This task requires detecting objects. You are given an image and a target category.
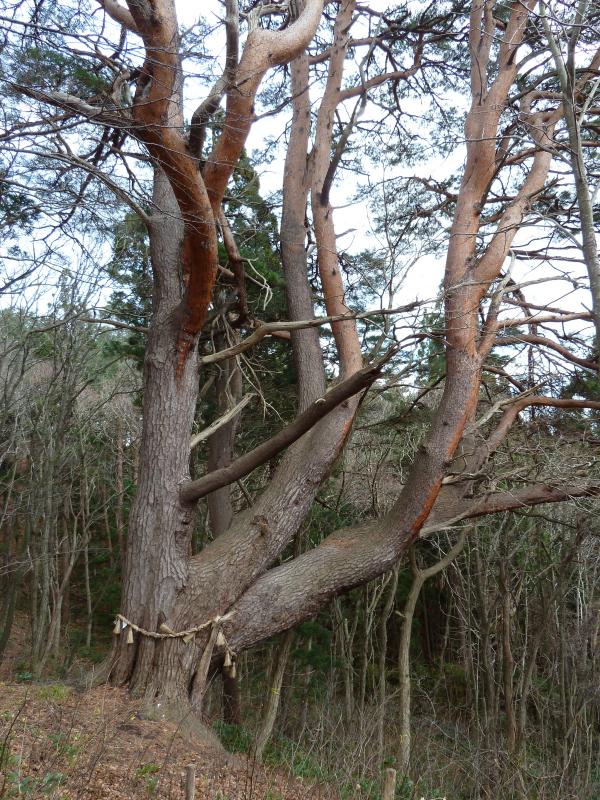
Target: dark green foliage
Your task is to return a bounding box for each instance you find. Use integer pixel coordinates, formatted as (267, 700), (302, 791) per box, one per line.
(14, 46), (109, 96)
(212, 721), (253, 754)
(0, 169), (39, 234)
(104, 214), (152, 368)
(292, 620), (332, 677)
(561, 369), (600, 401)
(413, 307), (446, 382)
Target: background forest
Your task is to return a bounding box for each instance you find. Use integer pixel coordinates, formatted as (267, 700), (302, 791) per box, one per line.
(1, 0), (600, 799)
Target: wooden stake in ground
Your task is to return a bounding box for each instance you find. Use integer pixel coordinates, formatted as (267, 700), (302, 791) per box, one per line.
(382, 767), (397, 800)
(184, 764), (195, 800)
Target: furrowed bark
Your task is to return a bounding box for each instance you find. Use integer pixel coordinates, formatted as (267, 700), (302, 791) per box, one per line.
(110, 0), (577, 711)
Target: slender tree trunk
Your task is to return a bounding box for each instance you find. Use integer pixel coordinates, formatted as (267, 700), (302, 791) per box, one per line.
(541, 3), (600, 356)
(499, 558), (517, 754)
(376, 567), (399, 764)
(473, 545), (496, 740)
(253, 629), (294, 763)
(397, 533), (465, 776)
(206, 345), (243, 724)
(334, 598), (358, 725)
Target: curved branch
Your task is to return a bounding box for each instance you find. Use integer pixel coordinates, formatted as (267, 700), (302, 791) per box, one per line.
(199, 302), (422, 365)
(189, 0), (239, 160)
(495, 333), (596, 371)
(203, 0), (324, 206)
(95, 0), (139, 32)
(424, 482), (600, 534)
(465, 393), (600, 477)
(221, 479), (600, 655)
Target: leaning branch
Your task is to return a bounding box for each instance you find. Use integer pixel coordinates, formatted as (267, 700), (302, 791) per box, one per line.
(80, 315), (149, 334)
(495, 333), (596, 371)
(423, 483), (600, 534)
(180, 357), (389, 503)
(12, 85), (131, 129)
(221, 480), (600, 656)
(23, 147), (150, 224)
(95, 0), (139, 32)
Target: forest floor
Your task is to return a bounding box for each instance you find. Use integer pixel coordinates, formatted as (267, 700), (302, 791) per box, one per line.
(0, 624), (337, 800)
(0, 681), (339, 800)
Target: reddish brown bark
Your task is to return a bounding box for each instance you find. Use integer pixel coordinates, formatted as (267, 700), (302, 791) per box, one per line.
(123, 0), (326, 366)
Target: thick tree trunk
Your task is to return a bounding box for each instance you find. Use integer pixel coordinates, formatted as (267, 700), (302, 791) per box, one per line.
(111, 167), (200, 700)
(207, 349), (242, 537)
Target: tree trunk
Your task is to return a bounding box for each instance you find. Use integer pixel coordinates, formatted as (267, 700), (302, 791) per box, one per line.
(376, 567), (399, 764)
(397, 533), (465, 776)
(111, 166), (200, 702)
(499, 557), (517, 753)
(102, 0), (562, 724)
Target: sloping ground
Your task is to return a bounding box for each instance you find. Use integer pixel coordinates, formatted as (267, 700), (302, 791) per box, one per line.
(0, 682), (337, 800)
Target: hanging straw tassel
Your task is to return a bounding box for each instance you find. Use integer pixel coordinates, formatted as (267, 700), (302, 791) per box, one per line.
(216, 630), (226, 648)
(126, 628), (134, 645)
(159, 623), (176, 635)
(227, 662), (236, 679)
(183, 632), (195, 644)
(223, 650), (232, 668)
(113, 620), (121, 635)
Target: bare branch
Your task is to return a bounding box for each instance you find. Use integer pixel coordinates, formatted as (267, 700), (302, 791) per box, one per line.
(199, 302), (423, 365)
(190, 394), (254, 451)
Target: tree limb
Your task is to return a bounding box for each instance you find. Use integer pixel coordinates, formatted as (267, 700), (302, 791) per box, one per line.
(180, 357), (390, 503)
(221, 480), (600, 655)
(95, 0), (139, 32)
(200, 303), (423, 365)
